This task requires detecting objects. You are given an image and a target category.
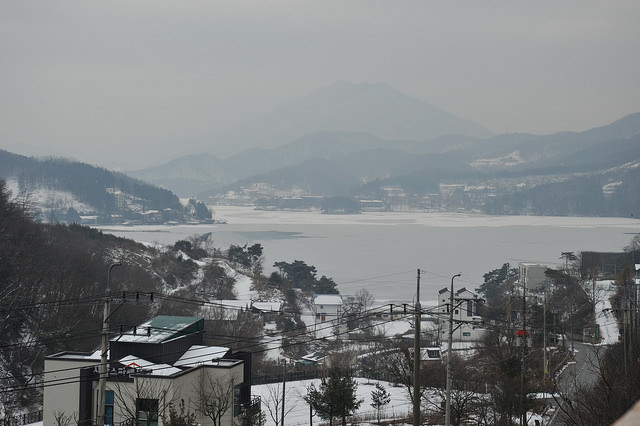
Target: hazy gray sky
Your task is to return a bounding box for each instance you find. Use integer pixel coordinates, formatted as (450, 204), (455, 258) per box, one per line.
(2, 1), (639, 169)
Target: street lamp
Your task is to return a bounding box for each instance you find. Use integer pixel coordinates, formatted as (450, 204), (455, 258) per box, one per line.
(413, 269), (421, 426)
(97, 262), (121, 426)
(445, 273), (461, 426)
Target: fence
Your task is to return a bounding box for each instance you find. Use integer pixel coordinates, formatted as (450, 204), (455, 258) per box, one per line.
(253, 365), (322, 385)
(0, 410), (42, 426)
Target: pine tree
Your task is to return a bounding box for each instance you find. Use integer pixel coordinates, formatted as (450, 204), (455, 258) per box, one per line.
(370, 382), (391, 424)
(306, 366), (362, 426)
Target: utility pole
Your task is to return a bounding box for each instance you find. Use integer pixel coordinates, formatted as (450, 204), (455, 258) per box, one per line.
(520, 272), (527, 426)
(629, 268), (635, 362)
(623, 299), (629, 375)
(543, 292), (547, 385)
(413, 269), (421, 426)
(593, 272), (597, 343)
(636, 264), (640, 336)
(281, 361), (286, 426)
(97, 262), (121, 426)
(445, 273), (461, 426)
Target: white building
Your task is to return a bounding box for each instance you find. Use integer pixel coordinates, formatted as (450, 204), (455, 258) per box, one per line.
(438, 287), (486, 342)
(312, 294), (343, 324)
(519, 262), (550, 291)
(43, 316), (256, 426)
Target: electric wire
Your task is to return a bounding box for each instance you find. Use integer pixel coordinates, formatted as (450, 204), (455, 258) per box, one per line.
(1, 281), (608, 394)
(0, 307), (412, 394)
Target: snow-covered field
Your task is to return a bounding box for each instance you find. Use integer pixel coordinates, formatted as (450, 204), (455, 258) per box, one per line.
(253, 378), (416, 425)
(6, 178), (94, 213)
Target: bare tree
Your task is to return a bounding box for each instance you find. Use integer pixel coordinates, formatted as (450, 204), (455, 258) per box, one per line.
(550, 343), (637, 426)
(53, 410), (77, 426)
(111, 376), (177, 424)
(379, 345), (434, 406)
(262, 382), (297, 426)
(342, 288), (375, 332)
(198, 372), (235, 426)
(163, 399), (197, 426)
(624, 234), (640, 254)
(430, 382), (482, 426)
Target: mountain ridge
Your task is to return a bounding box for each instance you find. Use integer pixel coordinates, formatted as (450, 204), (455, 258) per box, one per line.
(208, 81), (493, 157)
(0, 150), (212, 224)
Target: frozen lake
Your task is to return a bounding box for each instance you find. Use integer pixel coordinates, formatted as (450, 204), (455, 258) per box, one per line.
(97, 207), (640, 302)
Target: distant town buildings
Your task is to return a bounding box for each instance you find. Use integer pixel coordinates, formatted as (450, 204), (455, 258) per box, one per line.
(207, 180), (506, 214)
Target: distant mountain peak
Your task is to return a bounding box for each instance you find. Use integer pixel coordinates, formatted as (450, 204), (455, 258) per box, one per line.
(311, 80), (395, 94)
(214, 81), (493, 157)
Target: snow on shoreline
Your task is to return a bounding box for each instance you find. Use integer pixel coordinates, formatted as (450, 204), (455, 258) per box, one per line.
(209, 205), (640, 229)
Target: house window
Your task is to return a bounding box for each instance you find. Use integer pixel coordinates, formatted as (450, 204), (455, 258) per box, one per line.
(463, 332), (471, 337)
(467, 300), (473, 317)
(105, 390), (114, 426)
(233, 384), (242, 417)
(137, 398), (159, 426)
(454, 310), (458, 315)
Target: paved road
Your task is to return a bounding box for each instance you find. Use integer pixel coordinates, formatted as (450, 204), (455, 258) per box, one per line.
(548, 342), (603, 425)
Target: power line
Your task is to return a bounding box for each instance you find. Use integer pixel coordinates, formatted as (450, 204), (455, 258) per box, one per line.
(0, 307), (409, 394)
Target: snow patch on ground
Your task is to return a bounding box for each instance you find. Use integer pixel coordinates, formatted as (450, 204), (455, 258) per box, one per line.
(234, 272), (254, 300)
(596, 280), (620, 345)
(261, 321), (283, 362)
(5, 178), (95, 213)
(471, 150), (524, 168)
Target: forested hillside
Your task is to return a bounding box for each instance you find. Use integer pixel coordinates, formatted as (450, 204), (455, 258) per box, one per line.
(0, 181), (228, 413)
(0, 150), (211, 224)
(0, 180), (337, 417)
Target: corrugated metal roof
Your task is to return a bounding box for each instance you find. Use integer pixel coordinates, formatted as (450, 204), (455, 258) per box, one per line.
(118, 354), (182, 376)
(174, 345), (230, 368)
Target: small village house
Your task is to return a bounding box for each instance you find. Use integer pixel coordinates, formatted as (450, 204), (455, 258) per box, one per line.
(438, 287), (486, 342)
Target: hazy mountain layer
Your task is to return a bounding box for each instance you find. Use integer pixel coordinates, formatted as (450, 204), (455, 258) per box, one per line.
(187, 81), (494, 158)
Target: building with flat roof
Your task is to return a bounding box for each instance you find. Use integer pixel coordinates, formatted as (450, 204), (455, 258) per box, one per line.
(43, 316), (256, 426)
(519, 262), (551, 291)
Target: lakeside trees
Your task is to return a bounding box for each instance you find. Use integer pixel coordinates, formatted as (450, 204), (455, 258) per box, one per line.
(272, 259), (339, 294)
